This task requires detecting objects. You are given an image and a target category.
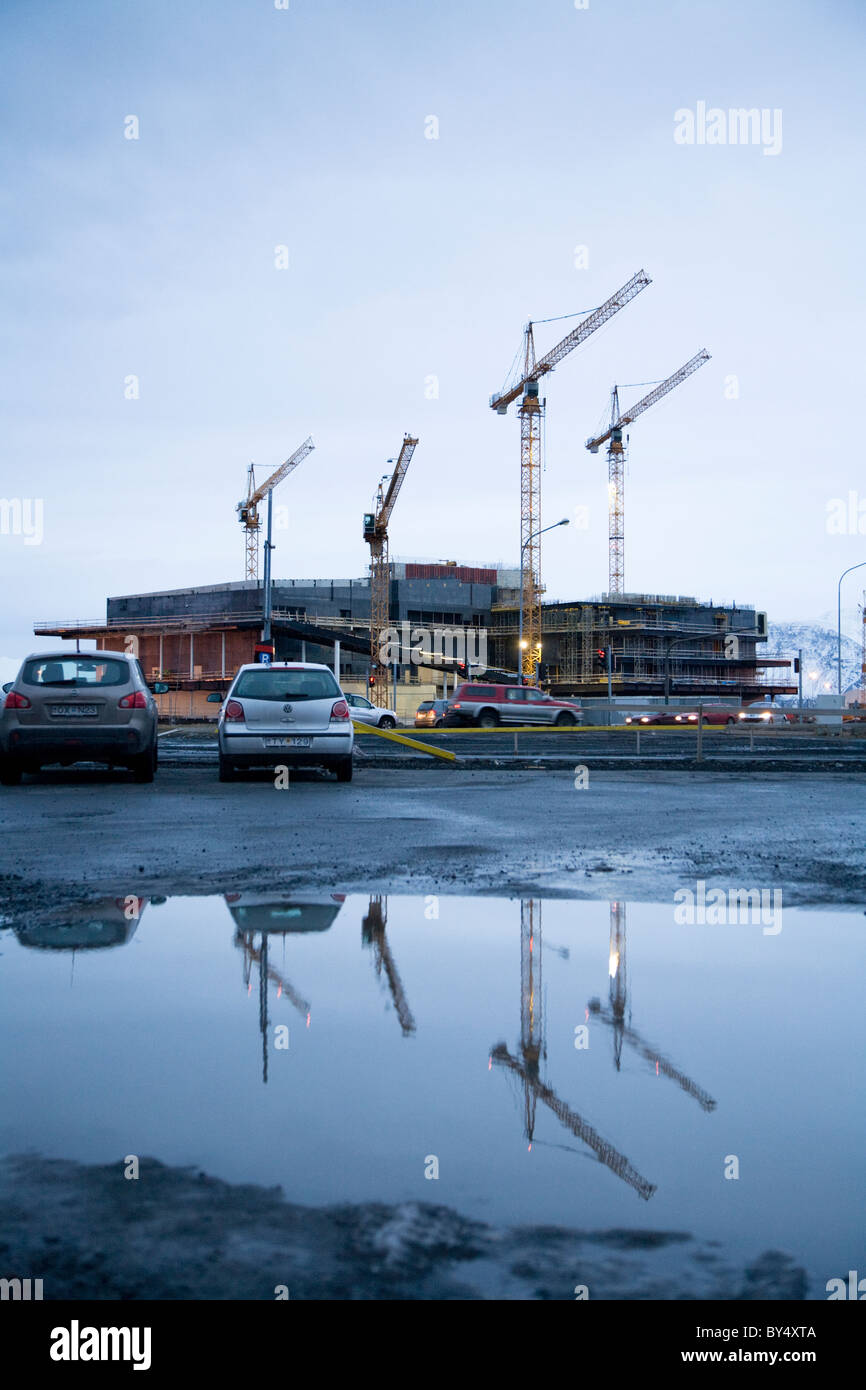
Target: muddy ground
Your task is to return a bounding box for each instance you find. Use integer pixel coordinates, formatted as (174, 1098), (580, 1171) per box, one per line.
(0, 1155), (808, 1300)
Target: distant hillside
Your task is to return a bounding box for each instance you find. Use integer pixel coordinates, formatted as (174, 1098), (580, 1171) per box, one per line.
(765, 621), (863, 696)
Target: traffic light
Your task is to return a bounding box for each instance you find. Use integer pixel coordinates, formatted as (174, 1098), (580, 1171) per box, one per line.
(794, 657), (800, 674)
(538, 662), (550, 682)
(369, 674), (376, 689)
(595, 647), (610, 669)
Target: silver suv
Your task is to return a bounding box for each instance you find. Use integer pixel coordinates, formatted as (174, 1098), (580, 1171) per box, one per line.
(217, 662), (354, 782)
(0, 650), (162, 784)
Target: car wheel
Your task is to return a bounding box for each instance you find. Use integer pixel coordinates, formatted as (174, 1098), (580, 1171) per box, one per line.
(478, 711), (499, 729)
(335, 757), (353, 783)
(379, 716), (396, 730)
(555, 711), (577, 727)
(0, 759), (22, 786)
(131, 745), (156, 783)
(726, 717), (736, 726)
(218, 755), (235, 782)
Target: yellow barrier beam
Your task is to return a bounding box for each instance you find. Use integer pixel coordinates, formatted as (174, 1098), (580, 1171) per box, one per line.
(352, 721), (457, 760)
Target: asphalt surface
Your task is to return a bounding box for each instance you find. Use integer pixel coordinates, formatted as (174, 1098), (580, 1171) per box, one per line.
(1, 763), (864, 916)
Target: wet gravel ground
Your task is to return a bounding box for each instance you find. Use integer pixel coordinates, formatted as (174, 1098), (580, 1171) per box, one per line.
(0, 765), (863, 919)
(0, 1155), (808, 1300)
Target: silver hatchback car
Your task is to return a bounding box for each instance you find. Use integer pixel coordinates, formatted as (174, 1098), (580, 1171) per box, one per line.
(217, 662), (354, 782)
(0, 650), (162, 785)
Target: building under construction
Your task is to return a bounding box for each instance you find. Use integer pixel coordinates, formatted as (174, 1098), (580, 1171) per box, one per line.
(35, 563), (794, 702)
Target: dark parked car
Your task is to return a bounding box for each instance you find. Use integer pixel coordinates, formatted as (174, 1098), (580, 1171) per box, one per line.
(414, 699), (449, 728)
(0, 650), (164, 785)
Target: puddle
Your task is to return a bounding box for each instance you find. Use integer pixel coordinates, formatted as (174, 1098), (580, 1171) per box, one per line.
(0, 892), (863, 1298)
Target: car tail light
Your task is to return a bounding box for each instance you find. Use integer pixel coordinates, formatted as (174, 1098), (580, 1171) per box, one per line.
(224, 699), (244, 721)
(4, 691), (30, 709)
(330, 699), (350, 721)
(452, 702), (461, 709)
(118, 691), (148, 709)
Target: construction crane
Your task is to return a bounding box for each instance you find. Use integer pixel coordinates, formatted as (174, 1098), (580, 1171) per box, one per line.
(362, 895), (416, 1036)
(490, 899), (656, 1200)
(490, 1043), (656, 1200)
(234, 927), (312, 1085)
(490, 270), (652, 680)
(237, 436), (315, 582)
(606, 901), (628, 1071)
(362, 434), (418, 706)
(586, 350), (710, 594)
(588, 903), (717, 1112)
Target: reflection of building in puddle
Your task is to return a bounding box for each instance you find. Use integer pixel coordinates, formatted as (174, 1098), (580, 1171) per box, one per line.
(490, 899), (657, 1201)
(361, 896), (416, 1037)
(12, 896), (151, 954)
(226, 893), (346, 1084)
(588, 902), (717, 1112)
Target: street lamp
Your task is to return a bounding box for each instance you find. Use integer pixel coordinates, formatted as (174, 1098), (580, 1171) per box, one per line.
(836, 561), (866, 695)
(518, 518), (569, 682)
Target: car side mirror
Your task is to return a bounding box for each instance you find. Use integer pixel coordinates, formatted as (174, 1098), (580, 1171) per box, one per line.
(1, 682), (11, 694)
(206, 691), (223, 703)
(152, 682), (170, 694)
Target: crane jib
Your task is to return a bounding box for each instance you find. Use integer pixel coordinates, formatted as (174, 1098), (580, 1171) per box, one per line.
(489, 270), (652, 412)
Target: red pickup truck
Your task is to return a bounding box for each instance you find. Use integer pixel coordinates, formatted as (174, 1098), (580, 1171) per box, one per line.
(444, 683), (583, 728)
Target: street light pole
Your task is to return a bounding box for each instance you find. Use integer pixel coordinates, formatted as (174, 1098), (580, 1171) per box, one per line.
(518, 518), (569, 683)
(836, 561), (866, 696)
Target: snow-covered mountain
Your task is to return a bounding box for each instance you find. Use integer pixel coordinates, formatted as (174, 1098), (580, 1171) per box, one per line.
(765, 620), (863, 697)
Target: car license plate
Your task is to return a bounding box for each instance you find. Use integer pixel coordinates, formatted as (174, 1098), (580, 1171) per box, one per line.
(49, 704), (98, 717)
(264, 736), (312, 748)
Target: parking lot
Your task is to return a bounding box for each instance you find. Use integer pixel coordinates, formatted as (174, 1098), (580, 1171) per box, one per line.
(2, 763), (864, 916)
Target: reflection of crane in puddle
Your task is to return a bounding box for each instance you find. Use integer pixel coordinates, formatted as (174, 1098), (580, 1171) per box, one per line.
(490, 900), (656, 1201)
(588, 902), (717, 1112)
(236, 930), (313, 1085)
(227, 894), (344, 1084)
(362, 896), (416, 1036)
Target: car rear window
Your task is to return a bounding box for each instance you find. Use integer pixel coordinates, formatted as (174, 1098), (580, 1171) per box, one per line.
(417, 702), (434, 711)
(22, 657), (130, 688)
(233, 668), (341, 702)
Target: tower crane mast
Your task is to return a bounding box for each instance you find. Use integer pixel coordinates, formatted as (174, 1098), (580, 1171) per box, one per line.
(363, 434), (418, 706)
(586, 350), (710, 594)
(490, 271), (651, 680)
(362, 896), (417, 1036)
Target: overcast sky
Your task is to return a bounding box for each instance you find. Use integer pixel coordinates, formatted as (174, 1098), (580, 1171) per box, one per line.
(2, 0), (864, 677)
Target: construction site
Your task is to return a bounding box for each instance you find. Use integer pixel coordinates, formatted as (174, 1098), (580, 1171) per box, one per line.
(34, 271), (795, 712)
